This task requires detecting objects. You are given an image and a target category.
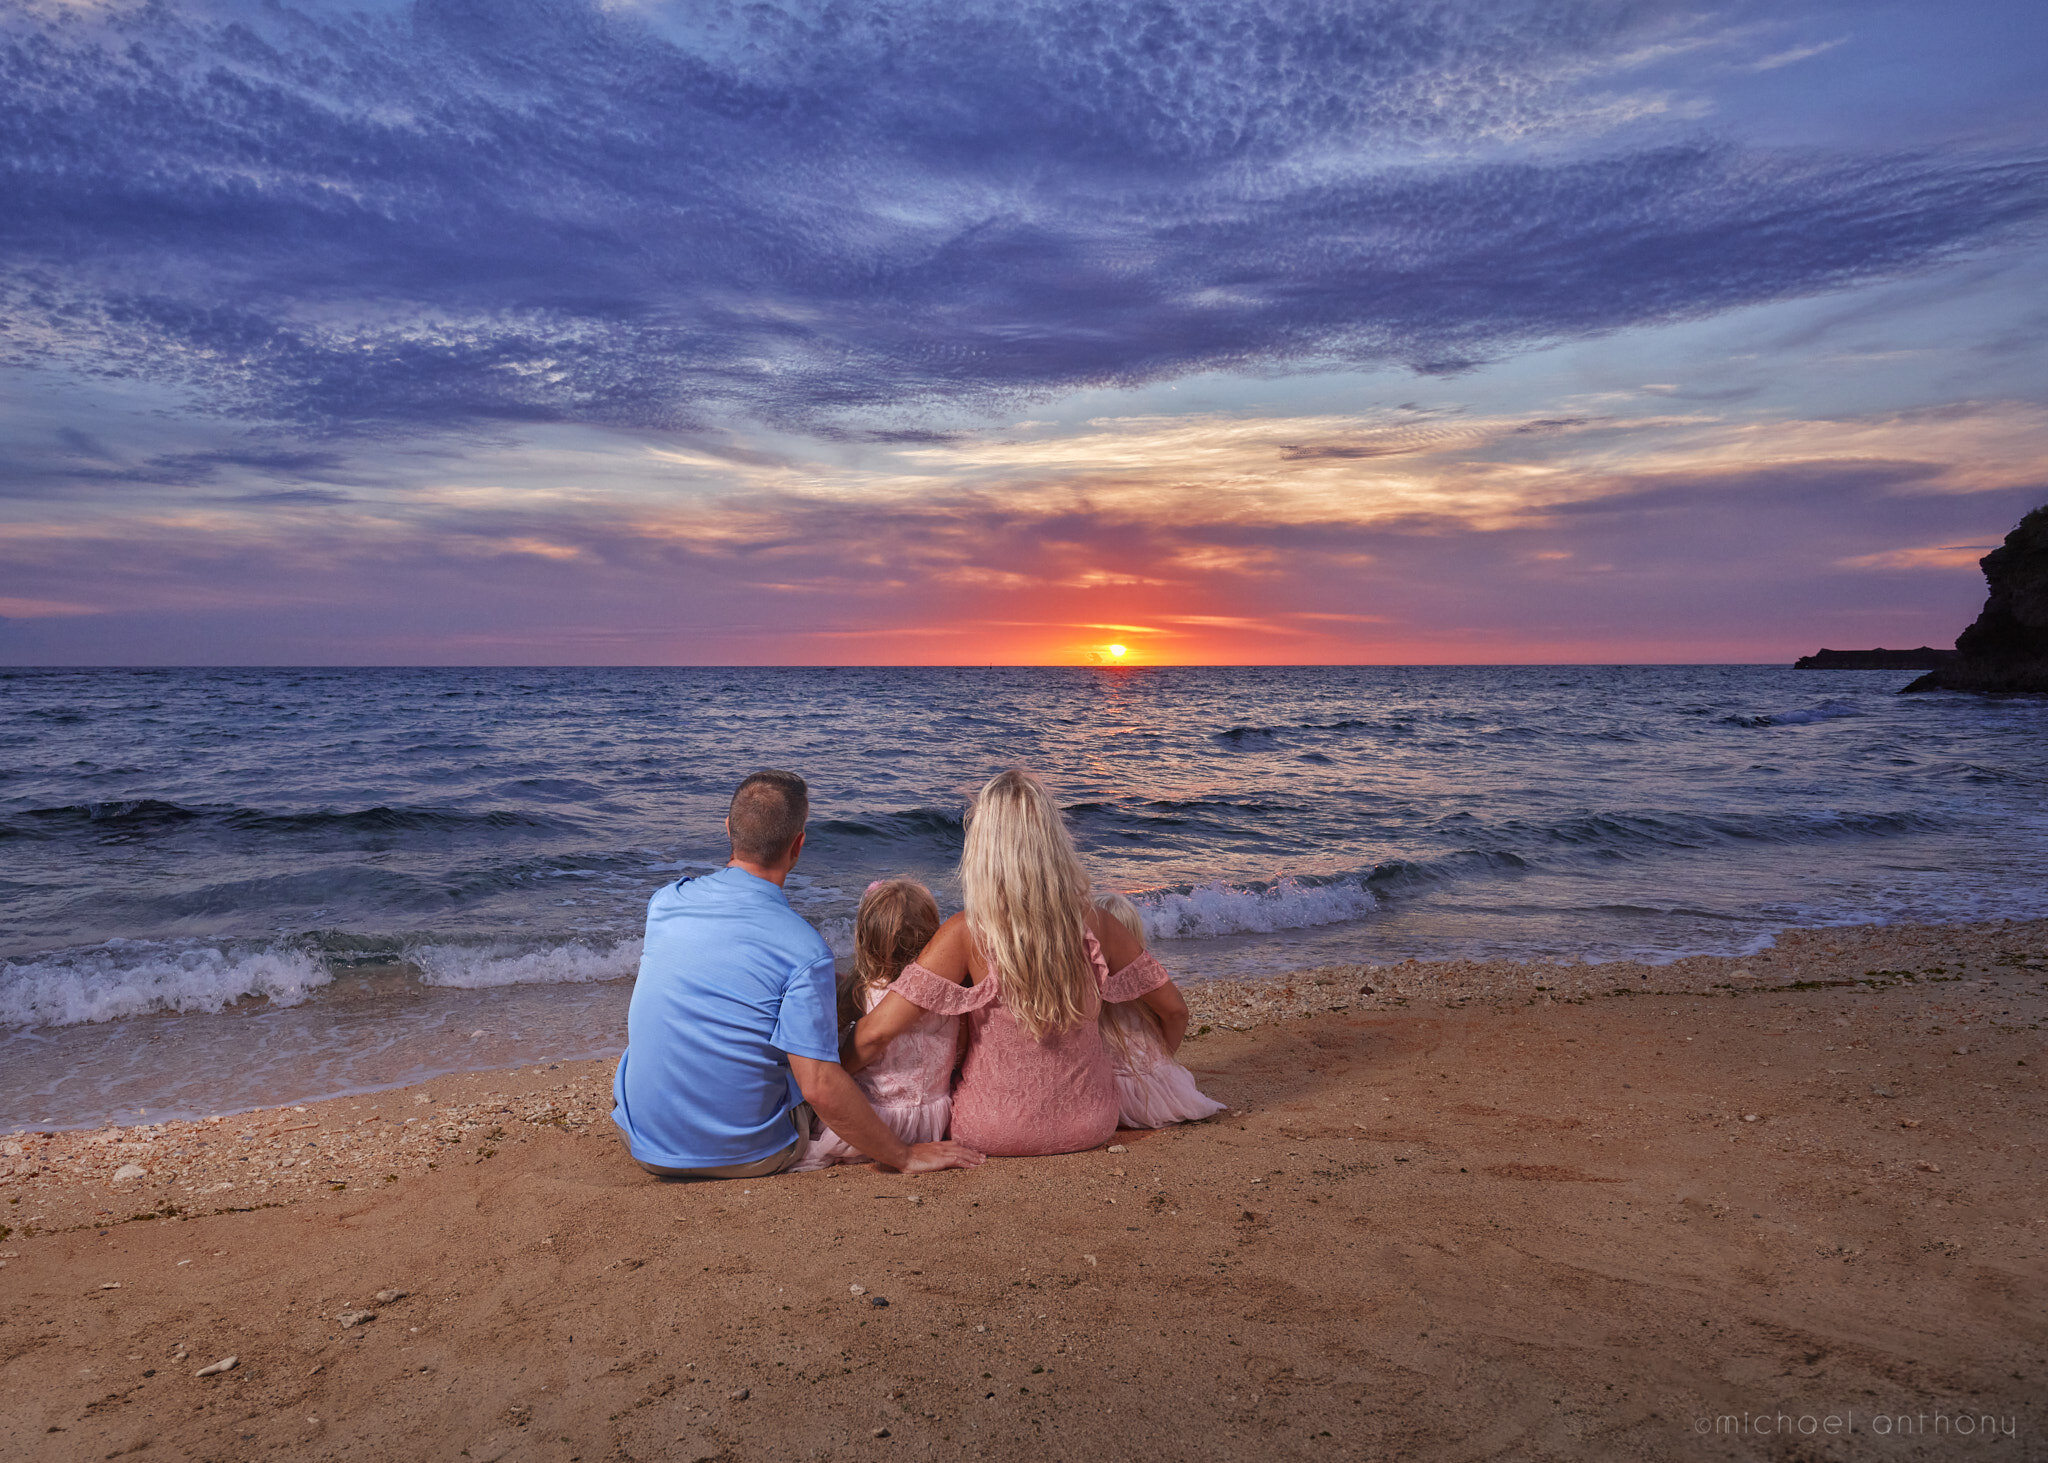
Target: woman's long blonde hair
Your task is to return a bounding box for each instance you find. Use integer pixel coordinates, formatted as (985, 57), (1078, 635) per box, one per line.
(960, 769), (1095, 1042)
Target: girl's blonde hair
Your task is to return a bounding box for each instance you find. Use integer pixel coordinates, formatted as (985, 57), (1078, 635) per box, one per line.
(1093, 890), (1146, 944)
(841, 878), (941, 1032)
(960, 769), (1095, 1042)
(1093, 891), (1163, 1054)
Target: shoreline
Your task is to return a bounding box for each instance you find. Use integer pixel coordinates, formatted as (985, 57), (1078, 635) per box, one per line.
(3, 919), (2042, 1211)
(5, 915), (2042, 1152)
(1, 916), (2042, 1459)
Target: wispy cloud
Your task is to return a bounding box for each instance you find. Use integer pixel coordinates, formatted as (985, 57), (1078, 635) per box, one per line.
(2, 0), (2043, 437)
(2, 396), (2039, 662)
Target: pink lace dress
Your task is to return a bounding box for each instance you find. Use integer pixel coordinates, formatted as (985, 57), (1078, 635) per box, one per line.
(889, 932), (1172, 1157)
(793, 985), (958, 1171)
(1104, 1002), (1226, 1128)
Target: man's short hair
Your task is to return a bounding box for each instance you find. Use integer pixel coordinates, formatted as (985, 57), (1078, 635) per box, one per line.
(728, 770), (809, 863)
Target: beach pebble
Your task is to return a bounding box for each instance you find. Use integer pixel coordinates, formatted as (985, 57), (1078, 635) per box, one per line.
(337, 1309), (377, 1327)
(195, 1357), (237, 1377)
(99, 1282), (121, 1290)
(869, 1296), (889, 1308)
(906, 1195), (922, 1205)
(1900, 1119), (1921, 1129)
(373, 1288), (408, 1304)
(849, 1284), (866, 1295)
(1106, 1144), (1128, 1154)
(1917, 1161), (1942, 1173)
(728, 1388), (749, 1402)
(872, 1426), (891, 1438)
(1741, 1114), (1759, 1123)
(112, 1164), (147, 1183)
(1871, 1085), (1895, 1098)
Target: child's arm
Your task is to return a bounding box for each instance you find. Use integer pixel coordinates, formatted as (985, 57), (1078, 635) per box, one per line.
(1136, 980), (1190, 1054)
(845, 990), (926, 1076)
(1091, 904), (1190, 1053)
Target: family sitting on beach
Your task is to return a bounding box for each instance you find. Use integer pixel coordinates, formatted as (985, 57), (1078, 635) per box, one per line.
(611, 768), (1223, 1178)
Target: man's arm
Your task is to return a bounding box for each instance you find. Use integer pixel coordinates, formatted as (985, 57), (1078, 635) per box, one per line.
(786, 1056), (984, 1173)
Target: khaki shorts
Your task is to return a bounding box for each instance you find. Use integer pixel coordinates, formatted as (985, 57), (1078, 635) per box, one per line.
(635, 1102), (816, 1181)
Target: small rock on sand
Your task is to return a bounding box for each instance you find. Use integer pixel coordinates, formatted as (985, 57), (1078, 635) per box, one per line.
(195, 1357), (237, 1377)
(373, 1289), (408, 1304)
(112, 1164), (147, 1183)
(337, 1310), (377, 1327)
(1106, 1144), (1128, 1154)
(849, 1284), (865, 1295)
(728, 1388), (749, 1402)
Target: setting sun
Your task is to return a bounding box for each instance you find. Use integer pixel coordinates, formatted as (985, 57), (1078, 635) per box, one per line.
(1109, 644), (1127, 659)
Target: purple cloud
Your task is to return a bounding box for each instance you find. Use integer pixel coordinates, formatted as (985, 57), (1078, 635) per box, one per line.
(1, 0), (2042, 436)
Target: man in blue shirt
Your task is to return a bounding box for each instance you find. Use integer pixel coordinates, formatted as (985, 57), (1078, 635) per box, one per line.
(613, 770), (983, 1179)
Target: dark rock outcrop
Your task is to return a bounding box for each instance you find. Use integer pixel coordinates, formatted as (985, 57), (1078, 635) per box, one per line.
(1902, 504), (2048, 693)
(1794, 647), (1959, 670)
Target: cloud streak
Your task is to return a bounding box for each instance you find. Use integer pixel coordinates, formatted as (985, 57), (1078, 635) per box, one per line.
(2, 398), (2039, 663)
(3, 0), (2044, 435)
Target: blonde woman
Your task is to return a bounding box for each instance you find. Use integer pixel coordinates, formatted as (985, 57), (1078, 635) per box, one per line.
(847, 769), (1191, 1156)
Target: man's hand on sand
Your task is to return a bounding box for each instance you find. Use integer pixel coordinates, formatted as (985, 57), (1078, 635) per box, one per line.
(894, 1141), (984, 1173)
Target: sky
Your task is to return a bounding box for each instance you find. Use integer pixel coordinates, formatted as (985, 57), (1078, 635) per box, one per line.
(1, 0), (2044, 666)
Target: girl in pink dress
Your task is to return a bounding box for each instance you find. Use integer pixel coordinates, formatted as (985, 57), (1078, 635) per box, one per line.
(794, 878), (958, 1171)
(851, 770), (1194, 1157)
(1095, 892), (1226, 1129)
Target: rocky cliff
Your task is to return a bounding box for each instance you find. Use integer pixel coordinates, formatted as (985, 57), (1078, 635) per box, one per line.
(1795, 647), (1959, 670)
(1902, 504), (2048, 693)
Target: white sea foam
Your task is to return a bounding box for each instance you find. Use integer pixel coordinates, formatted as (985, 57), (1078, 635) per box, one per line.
(0, 940), (332, 1029)
(1134, 877), (1378, 940)
(408, 937), (643, 989)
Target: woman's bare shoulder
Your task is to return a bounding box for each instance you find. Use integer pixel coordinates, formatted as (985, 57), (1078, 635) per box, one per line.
(1085, 906), (1145, 970)
(914, 912), (974, 982)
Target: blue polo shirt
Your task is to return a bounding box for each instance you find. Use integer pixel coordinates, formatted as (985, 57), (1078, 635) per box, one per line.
(611, 866), (841, 1170)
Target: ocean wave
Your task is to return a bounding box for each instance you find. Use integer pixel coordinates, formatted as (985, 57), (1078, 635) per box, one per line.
(0, 940), (331, 1028)
(407, 937), (643, 989)
(1720, 700), (1862, 728)
(813, 806), (964, 843)
(1131, 876), (1379, 939)
(0, 800), (575, 839)
(226, 806), (575, 834)
(1525, 807), (1938, 852)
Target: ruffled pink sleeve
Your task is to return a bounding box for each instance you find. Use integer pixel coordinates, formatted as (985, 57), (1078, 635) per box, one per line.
(889, 961), (999, 1015)
(1101, 949), (1173, 1003)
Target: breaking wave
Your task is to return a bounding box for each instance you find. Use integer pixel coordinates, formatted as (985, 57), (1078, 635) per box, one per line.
(1131, 876), (1379, 939)
(407, 937), (643, 989)
(0, 940), (331, 1028)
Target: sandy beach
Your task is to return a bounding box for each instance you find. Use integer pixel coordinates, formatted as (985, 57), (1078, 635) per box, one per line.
(4, 919), (2044, 1461)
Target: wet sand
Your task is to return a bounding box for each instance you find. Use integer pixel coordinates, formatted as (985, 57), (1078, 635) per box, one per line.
(3, 920), (2044, 1461)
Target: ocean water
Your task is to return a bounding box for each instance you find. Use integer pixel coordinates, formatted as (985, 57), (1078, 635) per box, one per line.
(4, 664), (2045, 1128)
